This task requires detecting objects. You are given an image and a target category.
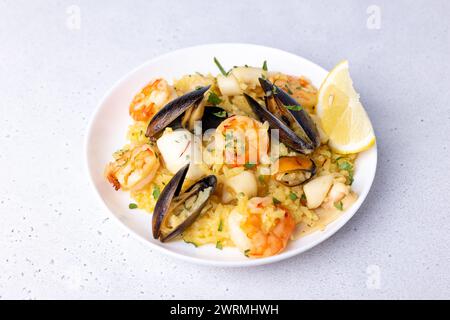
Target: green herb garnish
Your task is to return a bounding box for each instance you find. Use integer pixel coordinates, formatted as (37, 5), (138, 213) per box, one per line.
(285, 105), (303, 111)
(337, 160), (354, 184)
(184, 241), (198, 247)
(334, 201), (344, 211)
(152, 185), (160, 200)
(208, 92), (223, 105)
(213, 110), (227, 118)
(128, 203), (138, 209)
(300, 193), (307, 205)
(272, 197), (281, 205)
(286, 85), (293, 94)
(216, 241), (223, 250)
(338, 161), (353, 171)
(348, 173), (354, 185)
(289, 192), (298, 201)
(244, 163), (256, 169)
(214, 57), (228, 76)
(262, 60), (268, 71)
(244, 249), (251, 257)
(258, 175), (265, 183)
(218, 220), (223, 232)
(272, 85), (278, 94)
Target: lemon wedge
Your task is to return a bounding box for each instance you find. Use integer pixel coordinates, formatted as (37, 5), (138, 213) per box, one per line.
(316, 60), (375, 154)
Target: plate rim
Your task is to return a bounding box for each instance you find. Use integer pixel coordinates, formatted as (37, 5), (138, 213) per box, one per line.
(84, 43), (378, 267)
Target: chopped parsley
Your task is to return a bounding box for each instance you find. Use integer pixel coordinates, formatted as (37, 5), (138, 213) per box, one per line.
(262, 60), (268, 71)
(284, 84), (293, 94)
(218, 220), (223, 232)
(337, 160), (354, 185)
(152, 185), (160, 200)
(272, 85), (278, 94)
(300, 193), (307, 205)
(207, 92), (223, 105)
(348, 174), (354, 185)
(213, 110), (227, 118)
(289, 192), (298, 201)
(338, 161), (353, 171)
(244, 249), (251, 257)
(244, 163), (256, 169)
(214, 57), (228, 76)
(216, 241), (223, 250)
(128, 203), (138, 209)
(334, 201), (344, 211)
(184, 240), (198, 247)
(285, 105), (303, 111)
(272, 197), (281, 205)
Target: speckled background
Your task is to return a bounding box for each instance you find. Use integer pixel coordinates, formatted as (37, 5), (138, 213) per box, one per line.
(0, 0), (449, 299)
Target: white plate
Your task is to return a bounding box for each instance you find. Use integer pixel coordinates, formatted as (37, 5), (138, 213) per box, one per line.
(85, 43), (377, 267)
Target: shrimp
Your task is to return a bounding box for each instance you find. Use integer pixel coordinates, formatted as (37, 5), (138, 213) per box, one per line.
(228, 197), (296, 258)
(214, 115), (269, 166)
(105, 144), (160, 191)
(129, 79), (176, 122)
(269, 74), (318, 112)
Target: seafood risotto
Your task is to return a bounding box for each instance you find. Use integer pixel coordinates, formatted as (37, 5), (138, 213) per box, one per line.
(105, 59), (359, 258)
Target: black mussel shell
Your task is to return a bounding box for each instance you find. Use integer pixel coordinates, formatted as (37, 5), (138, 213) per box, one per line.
(201, 106), (229, 130)
(146, 85), (211, 138)
(152, 164), (190, 239)
(259, 78), (321, 149)
(244, 94), (314, 154)
(152, 164), (217, 242)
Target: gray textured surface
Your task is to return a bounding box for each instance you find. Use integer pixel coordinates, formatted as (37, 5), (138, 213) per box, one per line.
(0, 0), (449, 299)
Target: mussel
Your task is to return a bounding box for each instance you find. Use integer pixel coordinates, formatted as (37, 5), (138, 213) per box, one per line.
(244, 93), (310, 153)
(272, 155), (316, 187)
(244, 78), (320, 154)
(152, 164), (217, 242)
(146, 85), (211, 138)
(172, 104), (229, 132)
(260, 78), (321, 149)
(146, 86), (229, 137)
(201, 106), (229, 131)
